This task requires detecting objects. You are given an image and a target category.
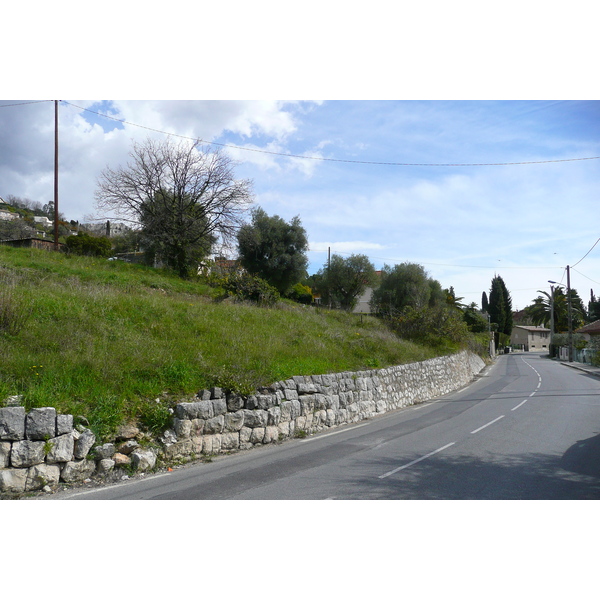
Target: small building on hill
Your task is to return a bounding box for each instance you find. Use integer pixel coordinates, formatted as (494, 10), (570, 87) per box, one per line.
(0, 237), (65, 251)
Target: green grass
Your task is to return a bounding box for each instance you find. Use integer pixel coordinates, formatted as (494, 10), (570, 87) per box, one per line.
(1, 245), (444, 440)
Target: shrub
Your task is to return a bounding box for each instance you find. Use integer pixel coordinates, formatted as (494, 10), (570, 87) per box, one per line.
(288, 283), (313, 305)
(65, 232), (112, 257)
(387, 305), (471, 350)
(221, 272), (280, 307)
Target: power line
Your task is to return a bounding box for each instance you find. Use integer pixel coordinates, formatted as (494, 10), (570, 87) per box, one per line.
(308, 248), (563, 271)
(0, 100), (52, 108)
(571, 237), (600, 268)
(61, 101), (600, 168)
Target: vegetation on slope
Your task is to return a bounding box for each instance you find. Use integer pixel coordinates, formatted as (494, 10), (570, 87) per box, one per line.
(1, 246), (458, 440)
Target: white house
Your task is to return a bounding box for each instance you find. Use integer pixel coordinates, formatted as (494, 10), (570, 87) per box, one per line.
(33, 216), (53, 227)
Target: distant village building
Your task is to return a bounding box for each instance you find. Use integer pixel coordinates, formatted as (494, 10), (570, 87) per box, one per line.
(33, 216), (53, 227)
(511, 325), (551, 351)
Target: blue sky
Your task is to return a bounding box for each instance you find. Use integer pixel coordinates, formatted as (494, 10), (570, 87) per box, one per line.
(2, 99), (598, 311)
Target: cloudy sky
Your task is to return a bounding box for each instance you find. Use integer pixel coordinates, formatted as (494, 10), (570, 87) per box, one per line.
(3, 2), (599, 312)
(2, 99), (598, 311)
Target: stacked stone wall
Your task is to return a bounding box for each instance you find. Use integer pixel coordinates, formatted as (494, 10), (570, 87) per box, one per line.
(1, 350), (485, 495)
(161, 350), (485, 461)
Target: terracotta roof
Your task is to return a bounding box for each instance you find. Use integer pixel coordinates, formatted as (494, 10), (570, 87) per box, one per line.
(576, 319), (600, 335)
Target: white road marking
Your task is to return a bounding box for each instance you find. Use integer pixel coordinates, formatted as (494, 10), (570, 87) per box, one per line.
(299, 422), (369, 443)
(378, 442), (456, 479)
(470, 414), (505, 434)
(511, 359), (543, 411)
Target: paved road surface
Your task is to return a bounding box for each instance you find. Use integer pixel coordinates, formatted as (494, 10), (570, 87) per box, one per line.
(54, 353), (600, 500)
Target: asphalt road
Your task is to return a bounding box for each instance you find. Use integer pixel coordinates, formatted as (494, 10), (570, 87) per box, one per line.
(55, 353), (600, 500)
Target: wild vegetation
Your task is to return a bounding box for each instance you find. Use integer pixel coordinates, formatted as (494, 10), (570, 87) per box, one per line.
(0, 245), (480, 441)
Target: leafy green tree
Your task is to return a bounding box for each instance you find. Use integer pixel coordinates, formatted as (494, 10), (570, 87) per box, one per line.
(371, 262), (443, 315)
(237, 207), (309, 295)
(462, 303), (489, 333)
(315, 253), (377, 311)
(65, 232), (112, 257)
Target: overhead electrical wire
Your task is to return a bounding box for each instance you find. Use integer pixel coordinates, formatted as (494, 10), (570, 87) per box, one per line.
(60, 101), (600, 168)
(571, 237), (600, 268)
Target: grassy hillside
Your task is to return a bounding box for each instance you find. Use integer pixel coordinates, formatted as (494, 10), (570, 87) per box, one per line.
(1, 245), (448, 440)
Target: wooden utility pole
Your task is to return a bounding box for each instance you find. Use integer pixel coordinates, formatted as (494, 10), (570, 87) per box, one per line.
(567, 265), (573, 362)
(53, 100), (59, 251)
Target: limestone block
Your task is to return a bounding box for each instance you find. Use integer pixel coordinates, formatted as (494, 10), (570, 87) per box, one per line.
(226, 394), (245, 412)
(161, 440), (194, 461)
(267, 406), (281, 426)
(220, 432), (240, 450)
(93, 443), (116, 460)
(175, 402), (197, 420)
(239, 427), (252, 445)
(245, 396), (258, 410)
(96, 459), (115, 475)
(0, 441), (11, 468)
(117, 440), (140, 455)
(56, 414), (74, 436)
(45, 433), (74, 464)
(112, 453), (131, 467)
(283, 388), (299, 402)
(264, 426), (280, 444)
(173, 418), (192, 439)
(277, 421), (290, 438)
(131, 449), (156, 471)
(212, 398), (227, 416)
(202, 434), (221, 454)
(196, 389), (211, 401)
(25, 407), (56, 440)
(116, 424), (140, 441)
(300, 395), (316, 416)
(26, 464), (60, 491)
(224, 411), (245, 432)
(280, 401), (293, 422)
(60, 459), (96, 482)
(190, 418), (205, 436)
(74, 429), (96, 459)
(210, 387), (223, 399)
(204, 415), (224, 435)
(10, 440), (46, 468)
(242, 409), (268, 429)
(0, 406), (26, 441)
(325, 409), (337, 427)
(0, 468), (27, 493)
(250, 428), (265, 444)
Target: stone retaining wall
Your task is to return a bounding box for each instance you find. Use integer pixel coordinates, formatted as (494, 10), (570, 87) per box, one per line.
(161, 350), (485, 461)
(0, 350), (485, 495)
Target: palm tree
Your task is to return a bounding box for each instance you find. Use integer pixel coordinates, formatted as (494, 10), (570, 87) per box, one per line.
(525, 288), (585, 332)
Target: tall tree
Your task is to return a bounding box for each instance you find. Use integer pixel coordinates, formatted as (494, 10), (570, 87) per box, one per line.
(481, 291), (489, 313)
(95, 138), (253, 277)
(371, 262), (444, 315)
(316, 253), (377, 311)
(237, 207), (309, 295)
(488, 275), (513, 345)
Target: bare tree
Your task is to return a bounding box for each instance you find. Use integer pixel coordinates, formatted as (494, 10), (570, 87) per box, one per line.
(95, 138), (253, 276)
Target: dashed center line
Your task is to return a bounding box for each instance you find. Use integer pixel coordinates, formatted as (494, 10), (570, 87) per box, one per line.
(470, 414), (505, 434)
(378, 442), (456, 479)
